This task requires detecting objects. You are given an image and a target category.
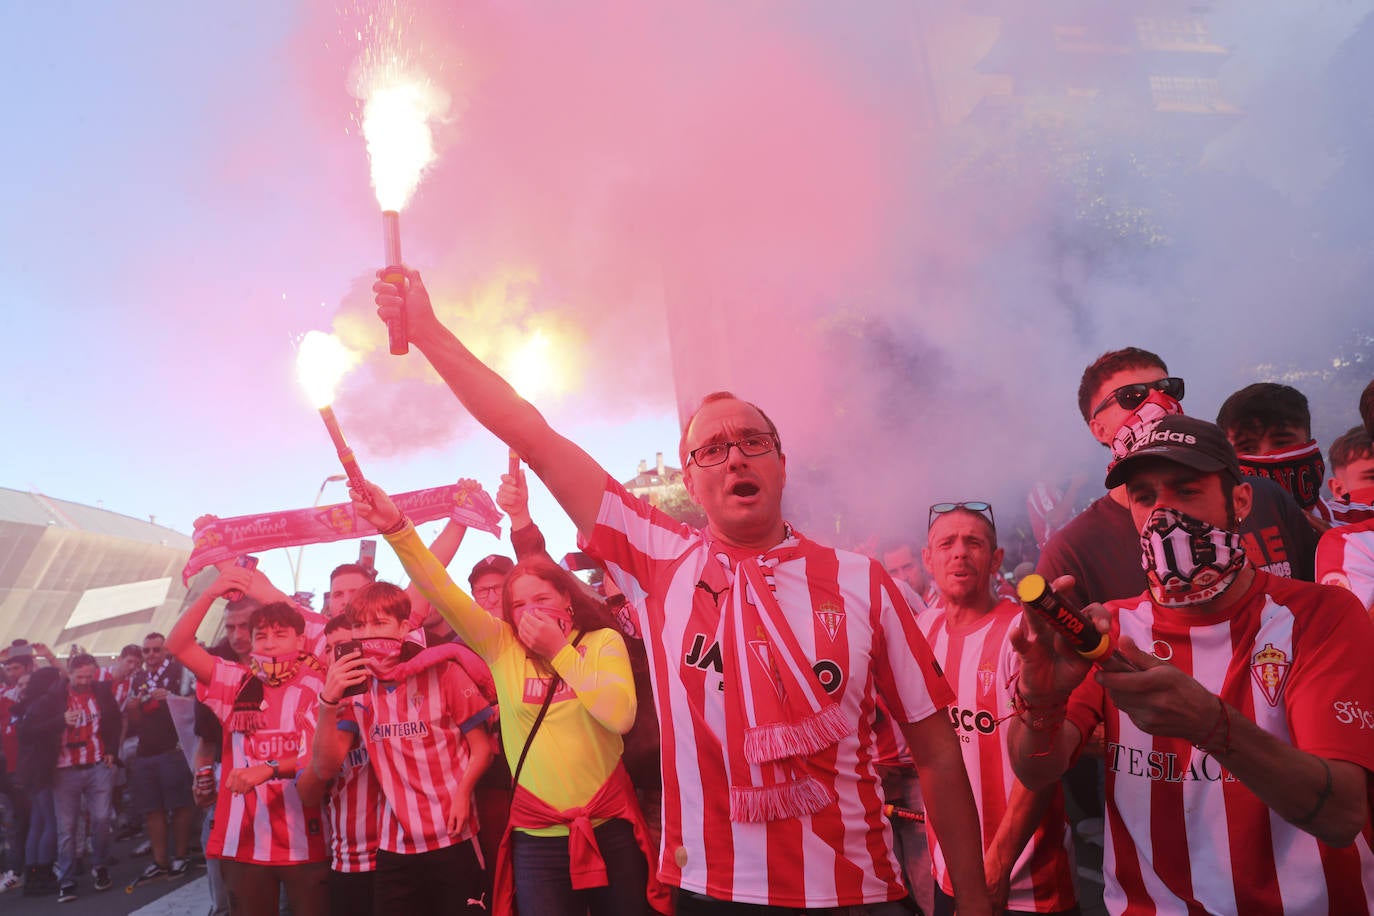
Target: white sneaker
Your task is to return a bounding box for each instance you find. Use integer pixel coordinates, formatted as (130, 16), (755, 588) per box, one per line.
(0, 869), (22, 892)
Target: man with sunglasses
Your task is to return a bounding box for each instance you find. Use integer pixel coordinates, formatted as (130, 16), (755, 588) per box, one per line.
(1037, 347), (1316, 613)
(372, 269), (992, 915)
(919, 502), (1078, 916)
(1009, 416), (1374, 912)
(125, 632), (196, 883)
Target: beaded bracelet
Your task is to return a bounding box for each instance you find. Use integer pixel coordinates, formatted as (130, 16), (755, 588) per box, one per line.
(378, 515), (410, 536)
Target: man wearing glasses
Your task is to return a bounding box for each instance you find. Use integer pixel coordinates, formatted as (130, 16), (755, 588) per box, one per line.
(371, 270), (992, 914)
(918, 502), (1077, 916)
(125, 633), (196, 883)
(1037, 347), (1316, 612)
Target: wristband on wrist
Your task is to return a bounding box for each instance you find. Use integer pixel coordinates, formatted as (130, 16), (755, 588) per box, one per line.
(1011, 683), (1069, 733)
(1293, 757), (1334, 826)
(319, 694), (340, 707)
(378, 515), (410, 536)
(1192, 695), (1232, 756)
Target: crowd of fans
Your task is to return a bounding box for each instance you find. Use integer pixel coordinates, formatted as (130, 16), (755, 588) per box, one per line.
(3, 272), (1374, 916)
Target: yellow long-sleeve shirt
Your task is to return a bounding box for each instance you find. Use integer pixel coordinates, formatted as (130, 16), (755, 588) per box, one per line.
(387, 524), (636, 835)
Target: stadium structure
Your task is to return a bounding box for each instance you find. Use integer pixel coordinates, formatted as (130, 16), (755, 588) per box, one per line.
(0, 487), (212, 659)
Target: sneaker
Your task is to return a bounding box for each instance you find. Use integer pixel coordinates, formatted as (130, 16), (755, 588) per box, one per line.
(57, 881), (78, 903)
(0, 869), (22, 892)
(140, 862), (169, 882)
(168, 858), (188, 877)
(133, 839), (153, 857)
(92, 866), (112, 892)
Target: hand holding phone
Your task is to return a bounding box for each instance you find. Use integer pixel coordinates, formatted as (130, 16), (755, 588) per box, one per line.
(223, 555), (259, 603)
(332, 640), (368, 698)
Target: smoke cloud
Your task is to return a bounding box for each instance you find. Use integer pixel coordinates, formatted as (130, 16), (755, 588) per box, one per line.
(299, 0), (1374, 560)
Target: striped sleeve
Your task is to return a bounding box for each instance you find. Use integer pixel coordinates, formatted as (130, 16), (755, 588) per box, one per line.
(1316, 522), (1374, 614)
(195, 658), (247, 722)
(871, 564), (953, 722)
(438, 663), (493, 734)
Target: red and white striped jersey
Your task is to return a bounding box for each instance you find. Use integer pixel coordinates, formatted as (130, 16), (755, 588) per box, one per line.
(325, 707), (382, 873)
(1066, 572), (1374, 914)
(1316, 516), (1374, 614)
(580, 477), (953, 908)
(348, 660), (492, 855)
(98, 667), (132, 709)
(57, 689), (104, 768)
(919, 600), (1077, 912)
(198, 658), (327, 865)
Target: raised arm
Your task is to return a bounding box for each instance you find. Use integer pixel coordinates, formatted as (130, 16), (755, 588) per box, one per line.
(168, 568), (254, 684)
(405, 515), (469, 631)
(375, 270), (607, 537)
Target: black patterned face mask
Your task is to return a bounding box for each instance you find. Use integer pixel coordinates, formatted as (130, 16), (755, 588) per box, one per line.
(1140, 507), (1246, 607)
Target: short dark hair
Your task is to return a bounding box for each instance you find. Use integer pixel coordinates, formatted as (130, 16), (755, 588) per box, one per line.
(330, 563), (377, 585)
(345, 582), (410, 626)
(322, 614), (354, 637)
(927, 506), (999, 551)
(143, 632), (165, 644)
(679, 391), (783, 467)
(1077, 347), (1168, 423)
(1216, 383), (1311, 442)
(224, 595), (263, 616)
(69, 653), (99, 672)
(1361, 379), (1374, 438)
(119, 644), (143, 660)
(1330, 425), (1374, 474)
(248, 602), (306, 636)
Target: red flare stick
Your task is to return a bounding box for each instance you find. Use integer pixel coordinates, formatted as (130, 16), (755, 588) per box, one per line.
(318, 405), (368, 493)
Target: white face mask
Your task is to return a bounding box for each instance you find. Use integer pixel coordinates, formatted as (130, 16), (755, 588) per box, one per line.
(1140, 507), (1246, 607)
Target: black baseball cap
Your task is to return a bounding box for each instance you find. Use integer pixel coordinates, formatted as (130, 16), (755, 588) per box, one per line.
(1105, 415), (1243, 488)
(467, 554), (515, 585)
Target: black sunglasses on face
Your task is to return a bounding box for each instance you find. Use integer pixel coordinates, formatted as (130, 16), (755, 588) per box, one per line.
(1090, 377), (1185, 419)
(928, 501), (995, 531)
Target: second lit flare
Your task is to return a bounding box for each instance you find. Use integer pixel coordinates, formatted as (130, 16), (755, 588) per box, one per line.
(296, 331), (367, 492)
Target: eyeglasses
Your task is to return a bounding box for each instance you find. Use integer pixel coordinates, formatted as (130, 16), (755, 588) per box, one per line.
(1090, 377), (1185, 418)
(685, 433), (780, 468)
(928, 501), (995, 531)
(472, 585), (503, 599)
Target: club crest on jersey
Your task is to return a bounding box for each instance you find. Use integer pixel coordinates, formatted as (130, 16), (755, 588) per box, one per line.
(815, 603), (844, 642)
(977, 663), (995, 697)
(1250, 643), (1291, 707)
(317, 504), (357, 536)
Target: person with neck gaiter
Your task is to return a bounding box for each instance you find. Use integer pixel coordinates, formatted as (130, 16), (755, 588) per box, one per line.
(345, 479), (667, 916)
(167, 566), (328, 916)
(1009, 415), (1374, 914)
(1317, 424), (1374, 615)
(309, 580), (494, 916)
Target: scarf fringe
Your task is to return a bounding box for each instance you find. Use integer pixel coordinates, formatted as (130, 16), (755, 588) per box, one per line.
(743, 702), (852, 765)
(228, 710), (265, 734)
(729, 775), (836, 823)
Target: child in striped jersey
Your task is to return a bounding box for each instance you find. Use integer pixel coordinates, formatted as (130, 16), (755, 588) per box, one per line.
(312, 581), (495, 916)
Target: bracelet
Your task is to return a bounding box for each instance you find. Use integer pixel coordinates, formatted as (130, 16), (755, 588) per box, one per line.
(1012, 685), (1069, 733)
(1192, 695), (1231, 756)
(319, 694), (340, 708)
(378, 515), (410, 536)
(1293, 757), (1334, 826)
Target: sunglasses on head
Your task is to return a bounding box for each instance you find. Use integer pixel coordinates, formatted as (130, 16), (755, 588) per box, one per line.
(928, 501), (995, 531)
(1090, 377), (1185, 418)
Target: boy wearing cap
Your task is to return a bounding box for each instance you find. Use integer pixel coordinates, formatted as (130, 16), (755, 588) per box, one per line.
(1009, 416), (1374, 913)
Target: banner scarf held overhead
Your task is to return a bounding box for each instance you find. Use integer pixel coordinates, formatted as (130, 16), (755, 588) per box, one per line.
(182, 479), (503, 584)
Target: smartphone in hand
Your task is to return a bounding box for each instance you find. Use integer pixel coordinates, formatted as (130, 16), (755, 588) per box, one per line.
(334, 640), (367, 697)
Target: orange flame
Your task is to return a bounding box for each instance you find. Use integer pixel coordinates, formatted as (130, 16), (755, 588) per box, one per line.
(362, 77), (445, 211)
(296, 331), (361, 409)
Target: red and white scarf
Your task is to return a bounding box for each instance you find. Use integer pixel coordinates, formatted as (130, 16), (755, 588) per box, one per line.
(714, 532), (853, 822)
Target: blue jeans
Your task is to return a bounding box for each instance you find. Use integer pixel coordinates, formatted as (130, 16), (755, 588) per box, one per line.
(54, 764), (113, 881)
(26, 786), (57, 866)
(511, 818), (650, 916)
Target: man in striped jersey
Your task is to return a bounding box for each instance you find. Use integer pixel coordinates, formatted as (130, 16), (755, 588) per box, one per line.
(919, 502), (1077, 915)
(1009, 416), (1374, 913)
(1317, 425), (1374, 614)
(373, 269), (991, 914)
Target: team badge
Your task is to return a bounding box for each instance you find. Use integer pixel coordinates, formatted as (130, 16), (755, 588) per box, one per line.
(977, 663), (995, 697)
(318, 504), (356, 536)
(1250, 643), (1291, 708)
(815, 603), (844, 642)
